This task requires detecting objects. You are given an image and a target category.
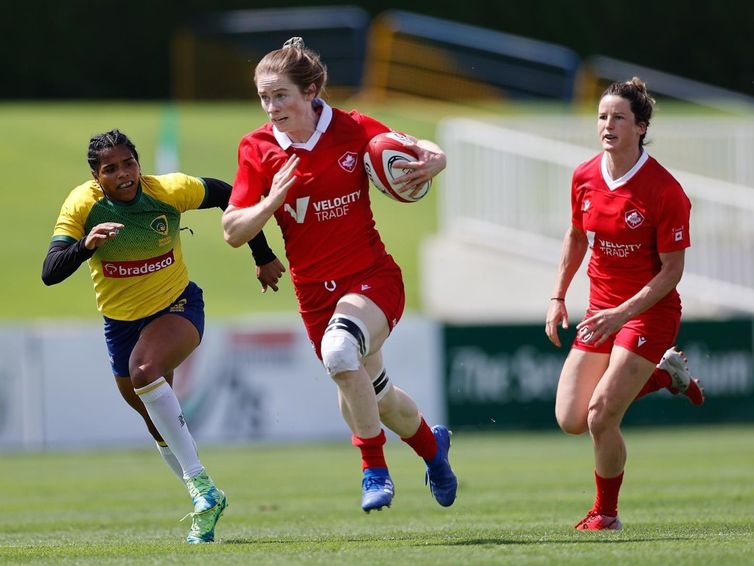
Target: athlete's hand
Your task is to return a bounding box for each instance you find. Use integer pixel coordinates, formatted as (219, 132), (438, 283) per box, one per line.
(257, 258), (286, 293)
(576, 307), (627, 346)
(85, 222), (124, 250)
(545, 299), (569, 347)
(392, 141), (446, 196)
(268, 154), (300, 209)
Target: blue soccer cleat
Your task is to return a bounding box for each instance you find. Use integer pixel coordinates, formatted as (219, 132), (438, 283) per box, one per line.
(183, 469), (227, 543)
(425, 425), (458, 507)
(361, 467), (394, 512)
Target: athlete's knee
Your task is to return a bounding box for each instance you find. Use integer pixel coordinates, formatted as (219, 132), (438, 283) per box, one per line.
(556, 410), (588, 435)
(555, 395), (587, 434)
(128, 359), (165, 388)
(586, 398), (621, 437)
(128, 362), (148, 385)
(321, 315), (370, 376)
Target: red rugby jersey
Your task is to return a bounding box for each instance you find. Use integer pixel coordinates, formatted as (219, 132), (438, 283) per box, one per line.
(571, 151), (691, 311)
(231, 101), (390, 284)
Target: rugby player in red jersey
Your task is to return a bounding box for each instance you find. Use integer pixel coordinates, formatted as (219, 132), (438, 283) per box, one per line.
(545, 78), (704, 531)
(42, 129), (285, 542)
(222, 37), (457, 513)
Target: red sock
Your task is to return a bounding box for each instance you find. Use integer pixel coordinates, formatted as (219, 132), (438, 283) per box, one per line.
(593, 470), (624, 517)
(352, 430), (387, 470)
(400, 418), (438, 463)
(635, 368), (672, 400)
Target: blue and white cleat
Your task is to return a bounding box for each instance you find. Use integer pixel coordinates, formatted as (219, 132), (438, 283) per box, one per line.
(425, 425), (458, 507)
(361, 467), (395, 512)
(183, 469), (227, 543)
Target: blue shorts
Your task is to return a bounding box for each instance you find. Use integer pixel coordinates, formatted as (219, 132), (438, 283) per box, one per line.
(103, 281), (205, 377)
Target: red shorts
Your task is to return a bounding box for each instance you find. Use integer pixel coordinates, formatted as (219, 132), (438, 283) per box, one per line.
(572, 305), (680, 364)
(294, 254), (405, 360)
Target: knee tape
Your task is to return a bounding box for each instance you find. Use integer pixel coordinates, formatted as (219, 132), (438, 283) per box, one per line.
(321, 315), (370, 376)
(372, 368), (392, 402)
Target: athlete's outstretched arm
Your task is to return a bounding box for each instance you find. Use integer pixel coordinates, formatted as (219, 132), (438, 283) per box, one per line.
(41, 221), (123, 285)
(202, 177), (286, 292)
(202, 177), (278, 264)
(223, 154), (300, 248)
(41, 239), (95, 285)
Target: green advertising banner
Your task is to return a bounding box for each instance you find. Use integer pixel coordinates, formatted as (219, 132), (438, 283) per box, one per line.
(443, 319), (754, 430)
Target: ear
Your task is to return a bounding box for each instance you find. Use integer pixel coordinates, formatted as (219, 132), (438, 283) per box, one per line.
(304, 83), (317, 100)
(637, 121), (648, 136)
(91, 170), (99, 182)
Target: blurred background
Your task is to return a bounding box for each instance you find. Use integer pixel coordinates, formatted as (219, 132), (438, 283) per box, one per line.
(2, 0), (753, 451)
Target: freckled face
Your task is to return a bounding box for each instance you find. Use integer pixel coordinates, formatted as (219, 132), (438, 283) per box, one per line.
(598, 95), (647, 155)
(92, 145), (140, 202)
(256, 72), (317, 143)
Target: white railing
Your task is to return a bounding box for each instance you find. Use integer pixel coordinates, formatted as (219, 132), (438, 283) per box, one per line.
(482, 115), (754, 188)
(438, 118), (754, 314)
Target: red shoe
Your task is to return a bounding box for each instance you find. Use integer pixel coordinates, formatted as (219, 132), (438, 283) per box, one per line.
(574, 510), (623, 530)
(657, 347), (705, 406)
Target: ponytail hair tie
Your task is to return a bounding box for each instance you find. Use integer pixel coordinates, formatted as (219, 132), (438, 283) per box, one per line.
(283, 37), (305, 49)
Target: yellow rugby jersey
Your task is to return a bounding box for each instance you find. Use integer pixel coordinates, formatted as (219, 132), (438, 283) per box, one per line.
(51, 173), (208, 320)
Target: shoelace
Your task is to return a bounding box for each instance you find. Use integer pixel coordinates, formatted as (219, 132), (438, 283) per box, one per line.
(574, 510), (599, 528)
(575, 510), (620, 529)
(363, 476), (392, 491)
(181, 500), (222, 523)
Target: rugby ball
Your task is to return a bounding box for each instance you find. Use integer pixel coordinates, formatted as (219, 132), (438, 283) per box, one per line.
(363, 132), (431, 203)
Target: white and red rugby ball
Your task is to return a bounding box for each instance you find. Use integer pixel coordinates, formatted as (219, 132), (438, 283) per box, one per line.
(363, 132), (431, 203)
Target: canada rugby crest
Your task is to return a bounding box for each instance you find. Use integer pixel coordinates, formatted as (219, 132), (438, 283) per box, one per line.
(338, 151), (358, 172)
(625, 209), (645, 229)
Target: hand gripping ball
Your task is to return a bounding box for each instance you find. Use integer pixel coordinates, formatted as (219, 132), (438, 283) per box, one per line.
(363, 132), (431, 203)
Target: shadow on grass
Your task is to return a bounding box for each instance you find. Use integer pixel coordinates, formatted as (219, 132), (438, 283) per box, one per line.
(219, 534), (691, 546)
(432, 536), (691, 546)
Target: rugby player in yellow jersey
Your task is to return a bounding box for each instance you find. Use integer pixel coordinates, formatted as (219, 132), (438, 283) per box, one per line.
(42, 129), (286, 543)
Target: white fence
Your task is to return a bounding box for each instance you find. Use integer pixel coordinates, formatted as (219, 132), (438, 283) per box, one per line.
(438, 117), (754, 314)
(0, 317), (442, 451)
(483, 115), (754, 188)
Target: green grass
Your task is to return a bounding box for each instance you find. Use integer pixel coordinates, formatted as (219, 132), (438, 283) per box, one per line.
(2, 425), (752, 564)
(0, 99), (451, 321)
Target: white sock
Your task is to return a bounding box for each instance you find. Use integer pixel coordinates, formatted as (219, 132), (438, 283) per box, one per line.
(156, 441), (183, 481)
(136, 377), (203, 480)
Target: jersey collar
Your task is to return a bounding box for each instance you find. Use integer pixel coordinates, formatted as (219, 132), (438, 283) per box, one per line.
(272, 98), (333, 151)
(601, 150), (649, 191)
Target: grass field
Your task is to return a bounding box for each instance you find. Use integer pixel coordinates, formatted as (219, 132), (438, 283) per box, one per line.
(2, 425), (752, 565)
(0, 98), (479, 321)
(4, 99), (752, 565)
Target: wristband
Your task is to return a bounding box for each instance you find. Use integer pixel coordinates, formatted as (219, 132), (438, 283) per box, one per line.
(550, 297), (565, 301)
